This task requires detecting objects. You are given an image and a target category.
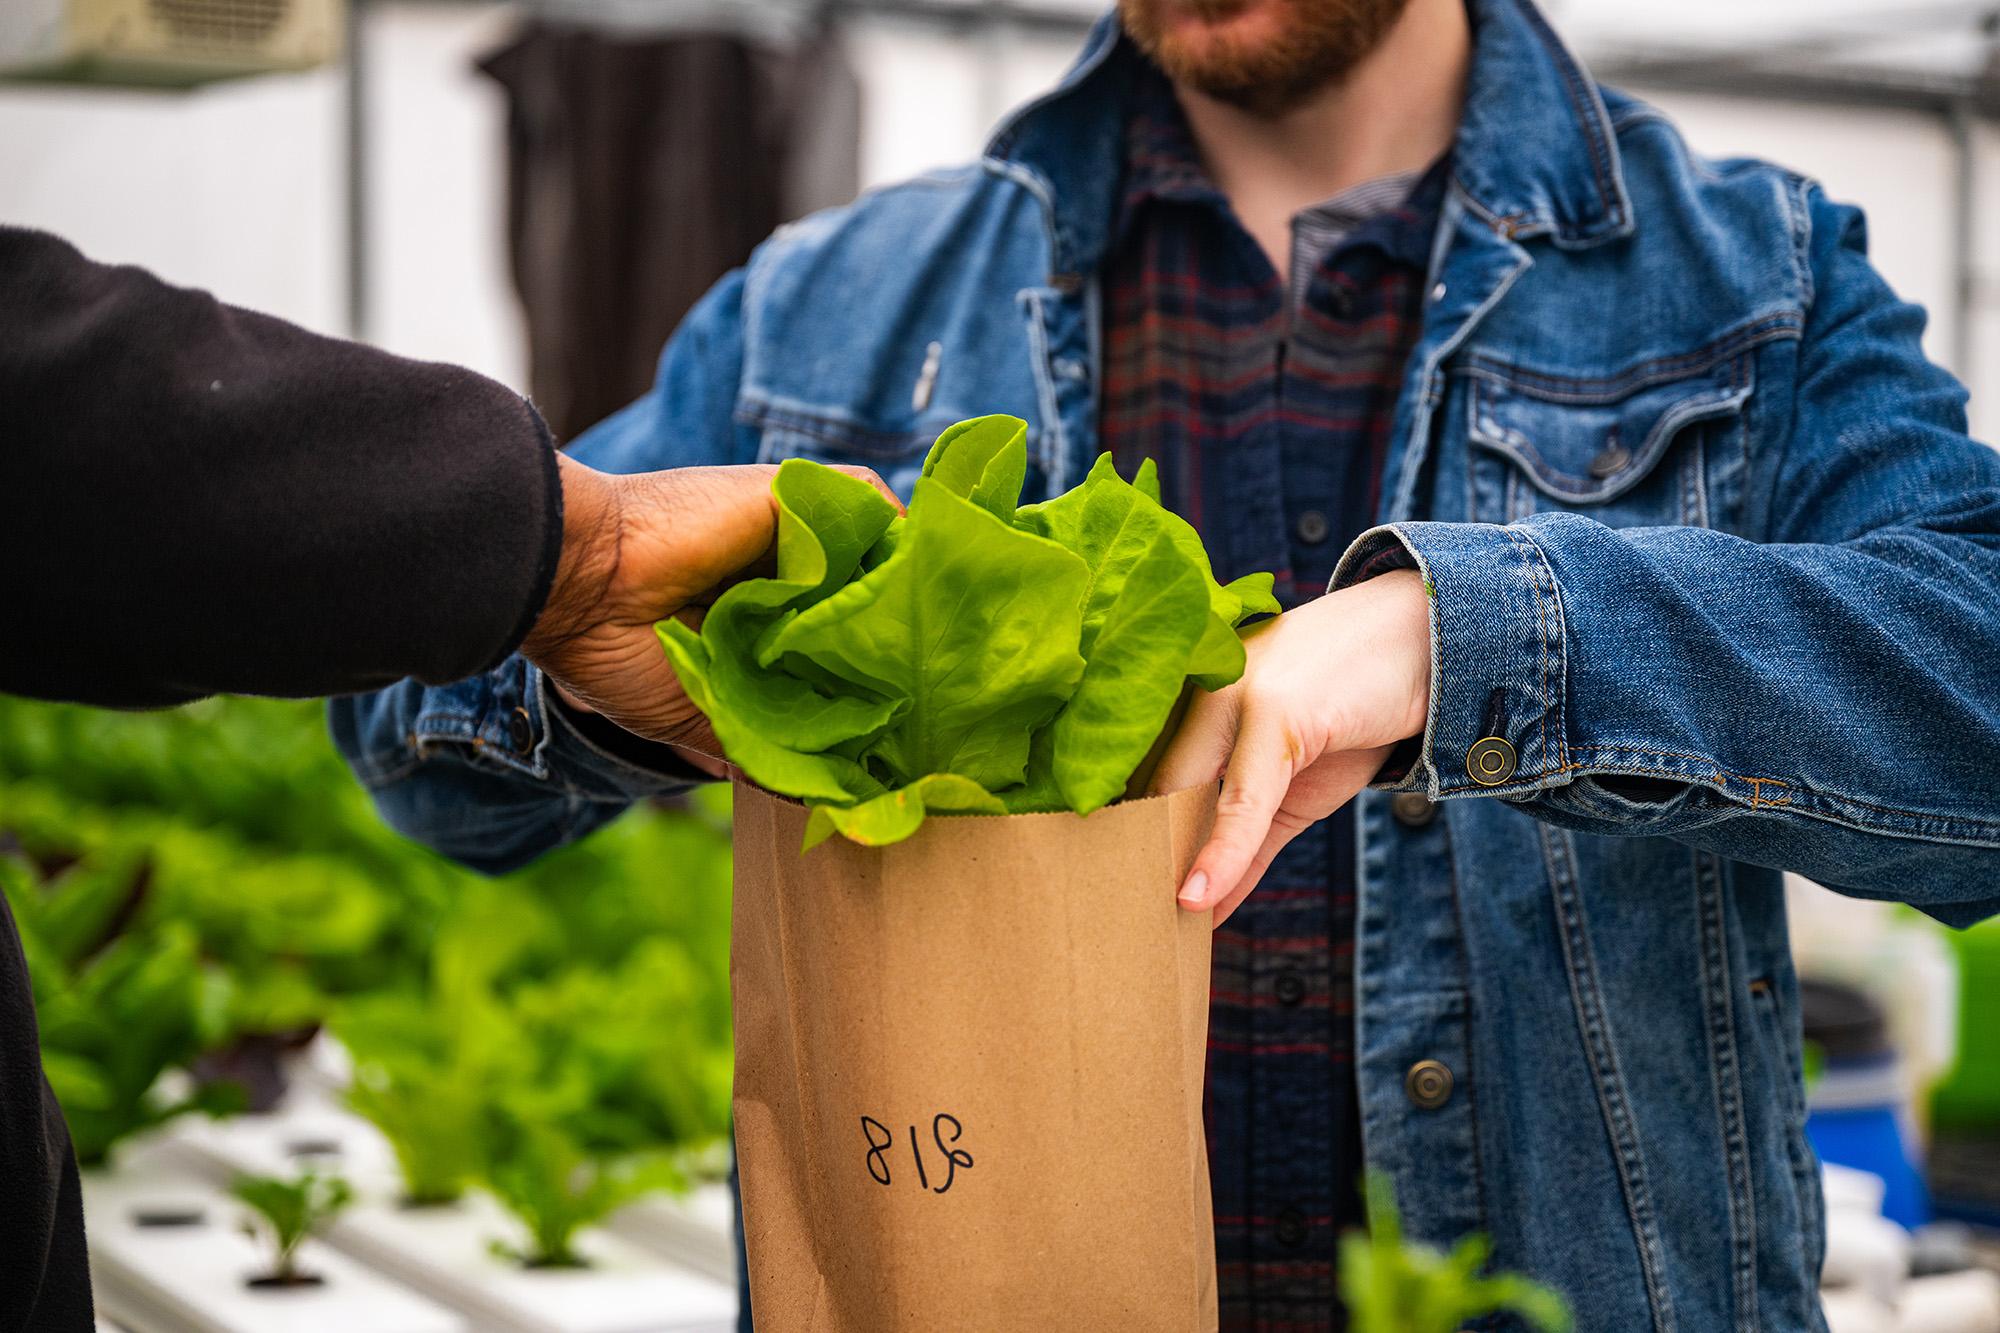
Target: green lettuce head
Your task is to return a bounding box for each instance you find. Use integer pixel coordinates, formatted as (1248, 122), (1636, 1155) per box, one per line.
(657, 416), (1278, 849)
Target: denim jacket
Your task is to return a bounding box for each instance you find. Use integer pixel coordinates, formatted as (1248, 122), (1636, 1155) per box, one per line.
(333, 1), (2000, 1327)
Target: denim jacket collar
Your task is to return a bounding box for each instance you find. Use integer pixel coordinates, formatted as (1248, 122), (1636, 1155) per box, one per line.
(983, 0), (1634, 281)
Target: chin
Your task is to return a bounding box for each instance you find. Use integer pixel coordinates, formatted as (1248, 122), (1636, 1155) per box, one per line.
(1148, 0), (1294, 68)
(1121, 0), (1409, 114)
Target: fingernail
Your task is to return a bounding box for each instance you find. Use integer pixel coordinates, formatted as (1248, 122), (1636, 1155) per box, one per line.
(1178, 870), (1208, 907)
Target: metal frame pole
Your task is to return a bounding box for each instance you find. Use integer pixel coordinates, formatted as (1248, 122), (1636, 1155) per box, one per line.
(344, 0), (370, 341)
(1949, 97), (1978, 379)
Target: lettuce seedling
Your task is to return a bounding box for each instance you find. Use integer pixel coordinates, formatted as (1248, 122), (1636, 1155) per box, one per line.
(659, 416), (1277, 847)
(1341, 1175), (1570, 1333)
(482, 1118), (683, 1270)
(232, 1168), (354, 1287)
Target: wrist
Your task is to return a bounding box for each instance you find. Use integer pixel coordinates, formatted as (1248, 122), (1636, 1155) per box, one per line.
(1363, 567), (1433, 742)
(521, 455), (623, 666)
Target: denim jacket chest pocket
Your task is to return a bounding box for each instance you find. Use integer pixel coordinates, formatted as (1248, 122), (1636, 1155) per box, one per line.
(738, 402), (945, 498)
(1459, 351), (1755, 531)
(738, 395), (1058, 504)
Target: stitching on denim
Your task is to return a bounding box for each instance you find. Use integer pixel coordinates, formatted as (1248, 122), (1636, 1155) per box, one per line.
(1753, 982), (1826, 1289)
(1439, 825), (1497, 1257)
(1457, 316), (1800, 400)
(1390, 212), (1533, 522)
(1452, 176), (1504, 229)
(1679, 430), (1710, 529)
(1474, 382), (1752, 507)
(1568, 748), (1794, 805)
(1514, 0), (1624, 229)
(1508, 528), (1555, 774)
(1504, 527), (1569, 774)
(1538, 821), (1678, 1331)
(1544, 539), (1572, 771)
(1786, 789), (2000, 843)
(352, 750), (423, 790)
(734, 403), (933, 460)
(1566, 748), (2000, 842)
(1018, 288), (1069, 487)
(1785, 176), (1817, 310)
(536, 673), (698, 799)
(1695, 849), (1760, 1330)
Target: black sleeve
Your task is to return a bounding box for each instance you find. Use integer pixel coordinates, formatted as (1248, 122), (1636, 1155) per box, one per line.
(0, 227), (564, 708)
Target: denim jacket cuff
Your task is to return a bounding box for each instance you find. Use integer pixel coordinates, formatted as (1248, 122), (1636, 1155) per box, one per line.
(399, 657), (703, 800)
(528, 668), (709, 800)
(1332, 521), (1572, 799)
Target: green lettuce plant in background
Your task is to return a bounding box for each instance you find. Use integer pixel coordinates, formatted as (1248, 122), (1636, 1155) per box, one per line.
(658, 415), (1279, 847)
(0, 694), (735, 1202)
(2, 847), (238, 1164)
(231, 1168), (355, 1286)
(336, 885), (732, 1262)
(1341, 1175), (1570, 1333)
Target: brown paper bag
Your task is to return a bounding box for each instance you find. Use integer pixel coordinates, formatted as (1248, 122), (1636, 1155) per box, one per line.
(730, 780), (1219, 1332)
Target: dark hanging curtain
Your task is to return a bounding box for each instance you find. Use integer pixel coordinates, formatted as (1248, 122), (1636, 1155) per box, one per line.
(479, 21), (860, 443)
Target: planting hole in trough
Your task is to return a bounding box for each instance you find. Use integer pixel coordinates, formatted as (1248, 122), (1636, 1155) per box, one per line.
(131, 1205), (207, 1229)
(245, 1271), (327, 1290)
(286, 1137), (344, 1159)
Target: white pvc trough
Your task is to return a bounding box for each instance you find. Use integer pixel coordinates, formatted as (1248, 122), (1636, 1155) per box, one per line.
(162, 1107), (737, 1333)
(83, 1155), (464, 1333)
(326, 1194), (737, 1333)
(607, 1184), (737, 1284)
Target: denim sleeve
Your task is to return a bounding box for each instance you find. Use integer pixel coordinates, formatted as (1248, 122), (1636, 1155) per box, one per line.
(328, 270), (758, 874)
(1333, 188), (2000, 926)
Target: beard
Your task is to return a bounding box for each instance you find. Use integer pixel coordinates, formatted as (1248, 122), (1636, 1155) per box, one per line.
(1120, 0), (1413, 117)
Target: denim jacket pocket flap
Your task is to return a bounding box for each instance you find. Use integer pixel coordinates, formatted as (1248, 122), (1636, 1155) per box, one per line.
(737, 399), (1044, 497)
(1465, 358), (1753, 506)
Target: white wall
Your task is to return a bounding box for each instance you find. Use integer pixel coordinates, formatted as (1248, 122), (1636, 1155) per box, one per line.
(0, 3), (521, 382)
(0, 2), (1992, 436)
(0, 65), (346, 336)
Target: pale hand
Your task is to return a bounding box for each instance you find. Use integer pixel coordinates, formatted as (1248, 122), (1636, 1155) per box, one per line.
(1149, 570), (1433, 924)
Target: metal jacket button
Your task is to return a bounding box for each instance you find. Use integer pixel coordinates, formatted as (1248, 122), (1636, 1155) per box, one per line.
(1406, 1059), (1454, 1109)
(508, 706), (535, 755)
(1589, 440), (1632, 479)
(1274, 968), (1307, 1007)
(1295, 509), (1331, 545)
(1391, 792), (1437, 827)
(1466, 736), (1516, 786)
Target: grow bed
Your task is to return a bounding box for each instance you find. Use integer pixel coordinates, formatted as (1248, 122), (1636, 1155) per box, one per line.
(84, 1148), (464, 1333)
(158, 1103), (737, 1333)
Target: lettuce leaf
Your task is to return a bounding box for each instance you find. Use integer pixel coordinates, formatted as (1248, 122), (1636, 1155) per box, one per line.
(657, 414), (1273, 848)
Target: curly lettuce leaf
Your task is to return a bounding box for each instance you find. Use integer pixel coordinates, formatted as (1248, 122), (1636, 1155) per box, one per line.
(656, 416), (1272, 848)
(802, 774), (1006, 851)
(768, 477), (1089, 791)
(1046, 530), (1209, 813)
(656, 461), (902, 801)
(920, 414), (1029, 523)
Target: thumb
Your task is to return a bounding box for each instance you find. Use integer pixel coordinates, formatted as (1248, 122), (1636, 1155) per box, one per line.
(1149, 685), (1240, 797)
(1178, 706), (1296, 913)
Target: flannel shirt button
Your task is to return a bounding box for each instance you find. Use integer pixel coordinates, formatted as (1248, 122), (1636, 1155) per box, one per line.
(1274, 968), (1307, 1007)
(1273, 1207), (1309, 1248)
(1391, 792), (1437, 827)
(507, 706), (535, 756)
(1467, 736), (1516, 786)
(1294, 509), (1331, 545)
(1406, 1059), (1454, 1109)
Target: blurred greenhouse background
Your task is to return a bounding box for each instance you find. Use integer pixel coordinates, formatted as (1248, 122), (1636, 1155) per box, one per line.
(2, 2), (1998, 1331)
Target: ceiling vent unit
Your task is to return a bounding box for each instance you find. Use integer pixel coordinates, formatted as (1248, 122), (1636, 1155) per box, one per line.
(0, 0), (342, 89)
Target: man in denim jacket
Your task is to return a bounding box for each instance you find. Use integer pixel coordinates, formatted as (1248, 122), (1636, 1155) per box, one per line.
(335, 0), (2000, 1327)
